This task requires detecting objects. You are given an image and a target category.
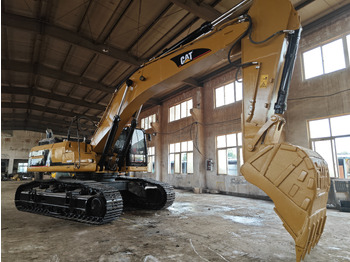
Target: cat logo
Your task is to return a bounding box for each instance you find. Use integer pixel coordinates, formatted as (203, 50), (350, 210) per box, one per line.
(180, 51), (193, 66)
(171, 48), (211, 68)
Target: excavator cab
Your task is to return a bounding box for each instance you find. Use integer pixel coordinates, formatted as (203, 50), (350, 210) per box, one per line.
(114, 127), (148, 171)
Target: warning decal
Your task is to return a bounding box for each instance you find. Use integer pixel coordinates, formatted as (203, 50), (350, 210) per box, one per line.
(260, 75), (268, 88)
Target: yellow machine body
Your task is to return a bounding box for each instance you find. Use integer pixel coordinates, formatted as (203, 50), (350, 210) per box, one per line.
(28, 141), (97, 173)
(26, 0), (330, 260)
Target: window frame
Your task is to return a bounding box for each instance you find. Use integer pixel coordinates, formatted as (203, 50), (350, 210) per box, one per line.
(214, 80), (242, 108)
(169, 140), (194, 175)
(141, 114), (156, 130)
(147, 146), (155, 173)
(17, 162), (28, 173)
(302, 34), (350, 80)
(216, 132), (243, 176)
(308, 114), (350, 178)
(169, 99), (193, 123)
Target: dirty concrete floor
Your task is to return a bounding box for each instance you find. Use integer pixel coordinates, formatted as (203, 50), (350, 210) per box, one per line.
(2, 181), (350, 262)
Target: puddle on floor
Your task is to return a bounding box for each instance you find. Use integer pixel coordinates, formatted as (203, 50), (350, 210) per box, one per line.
(168, 202), (236, 216)
(168, 202), (196, 215)
(221, 215), (263, 226)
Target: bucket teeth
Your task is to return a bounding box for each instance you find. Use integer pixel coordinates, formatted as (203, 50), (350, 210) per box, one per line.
(241, 143), (330, 262)
(295, 211), (327, 261)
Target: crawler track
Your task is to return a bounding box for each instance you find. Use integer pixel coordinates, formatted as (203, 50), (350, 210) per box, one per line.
(15, 180), (123, 225)
(115, 176), (175, 210)
(15, 177), (175, 225)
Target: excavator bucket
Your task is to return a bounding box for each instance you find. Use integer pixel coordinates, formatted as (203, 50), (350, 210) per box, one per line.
(241, 143), (330, 261)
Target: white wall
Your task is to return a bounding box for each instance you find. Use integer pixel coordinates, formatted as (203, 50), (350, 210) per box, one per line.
(1, 130), (45, 174)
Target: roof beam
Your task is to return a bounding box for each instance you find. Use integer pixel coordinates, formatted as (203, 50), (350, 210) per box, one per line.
(295, 0), (315, 10)
(183, 77), (202, 88)
(1, 102), (100, 122)
(1, 86), (106, 111)
(1, 121), (73, 136)
(2, 113), (95, 130)
(146, 98), (161, 105)
(127, 3), (173, 52)
(146, 14), (199, 59)
(302, 3), (350, 34)
(2, 12), (141, 66)
(2, 124), (63, 135)
(146, 0), (221, 59)
(2, 60), (115, 94)
(99, 0), (134, 44)
(169, 0), (221, 21)
(2, 113), (67, 126)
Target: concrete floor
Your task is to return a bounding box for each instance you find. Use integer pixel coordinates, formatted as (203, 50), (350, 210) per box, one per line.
(2, 181), (350, 262)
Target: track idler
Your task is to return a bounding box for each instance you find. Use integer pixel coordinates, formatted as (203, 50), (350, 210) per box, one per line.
(241, 143), (330, 261)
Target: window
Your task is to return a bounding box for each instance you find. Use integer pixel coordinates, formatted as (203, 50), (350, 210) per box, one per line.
(147, 146), (155, 173)
(17, 162), (28, 173)
(169, 141), (193, 174)
(128, 129), (147, 165)
(308, 114), (350, 178)
(215, 80), (242, 108)
(216, 132), (243, 175)
(169, 99), (193, 122)
(141, 114), (156, 130)
(302, 34), (350, 80)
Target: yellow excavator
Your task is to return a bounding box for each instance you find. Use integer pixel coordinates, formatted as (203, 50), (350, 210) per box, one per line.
(15, 0), (330, 261)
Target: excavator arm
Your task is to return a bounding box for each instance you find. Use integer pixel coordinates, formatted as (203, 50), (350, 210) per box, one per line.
(239, 1), (330, 261)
